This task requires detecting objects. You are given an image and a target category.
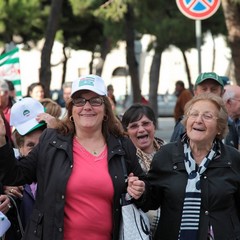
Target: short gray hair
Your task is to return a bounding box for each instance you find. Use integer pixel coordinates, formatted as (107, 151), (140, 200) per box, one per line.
(62, 82), (72, 89)
(181, 93), (228, 140)
(0, 79), (9, 91)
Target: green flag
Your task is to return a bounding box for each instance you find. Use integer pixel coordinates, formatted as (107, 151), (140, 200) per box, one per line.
(0, 47), (22, 98)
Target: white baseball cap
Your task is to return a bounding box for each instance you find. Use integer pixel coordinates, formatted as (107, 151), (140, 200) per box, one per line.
(10, 97), (46, 136)
(71, 74), (107, 97)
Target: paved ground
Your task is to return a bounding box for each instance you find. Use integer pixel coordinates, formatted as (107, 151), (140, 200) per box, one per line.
(155, 117), (175, 143)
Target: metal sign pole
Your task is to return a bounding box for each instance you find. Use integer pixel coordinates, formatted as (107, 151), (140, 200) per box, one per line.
(195, 19), (202, 74)
(176, 0), (221, 74)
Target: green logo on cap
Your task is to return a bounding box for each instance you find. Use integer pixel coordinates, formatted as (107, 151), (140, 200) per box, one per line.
(23, 109), (30, 117)
(79, 77), (94, 87)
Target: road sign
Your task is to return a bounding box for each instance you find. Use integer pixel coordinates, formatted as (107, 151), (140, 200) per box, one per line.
(176, 0), (221, 20)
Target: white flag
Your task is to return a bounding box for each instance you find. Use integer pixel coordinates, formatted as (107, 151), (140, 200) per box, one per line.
(0, 47), (22, 98)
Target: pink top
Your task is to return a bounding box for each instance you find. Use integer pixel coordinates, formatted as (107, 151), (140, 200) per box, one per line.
(3, 105), (12, 142)
(63, 138), (114, 240)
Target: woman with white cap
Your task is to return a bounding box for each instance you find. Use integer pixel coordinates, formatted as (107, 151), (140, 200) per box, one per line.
(0, 74), (145, 240)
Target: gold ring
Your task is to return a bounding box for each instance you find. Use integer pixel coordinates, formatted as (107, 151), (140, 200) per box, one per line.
(10, 189), (14, 193)
(8, 204), (11, 209)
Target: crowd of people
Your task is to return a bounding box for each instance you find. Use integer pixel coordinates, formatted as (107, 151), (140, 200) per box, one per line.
(0, 72), (240, 240)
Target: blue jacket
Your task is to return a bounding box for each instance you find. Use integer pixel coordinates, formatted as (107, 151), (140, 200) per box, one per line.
(20, 184), (35, 229)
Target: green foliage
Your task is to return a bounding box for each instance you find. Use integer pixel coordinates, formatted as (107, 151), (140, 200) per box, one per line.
(0, 0), (48, 45)
(60, 0), (104, 52)
(94, 0), (127, 22)
(135, 1), (195, 52)
(69, 0), (105, 16)
(0, 0), (229, 59)
(202, 5), (227, 37)
(135, 0), (226, 52)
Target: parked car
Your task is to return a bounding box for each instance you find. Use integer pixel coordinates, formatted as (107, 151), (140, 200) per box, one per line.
(157, 94), (176, 117)
(116, 93), (176, 118)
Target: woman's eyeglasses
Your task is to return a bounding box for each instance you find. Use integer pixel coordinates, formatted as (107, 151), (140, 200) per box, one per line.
(72, 97), (104, 107)
(187, 110), (218, 121)
(127, 121), (153, 131)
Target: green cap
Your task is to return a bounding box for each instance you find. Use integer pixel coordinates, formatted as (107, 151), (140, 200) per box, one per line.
(195, 72), (224, 88)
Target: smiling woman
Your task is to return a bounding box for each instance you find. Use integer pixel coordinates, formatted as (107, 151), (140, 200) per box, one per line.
(139, 93), (240, 240)
(121, 103), (164, 238)
(0, 74), (146, 240)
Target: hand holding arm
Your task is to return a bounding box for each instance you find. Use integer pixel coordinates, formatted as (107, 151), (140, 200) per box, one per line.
(127, 173), (145, 200)
(0, 195), (12, 214)
(4, 186), (23, 198)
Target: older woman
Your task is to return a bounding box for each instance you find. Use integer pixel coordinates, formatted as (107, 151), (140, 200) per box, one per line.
(122, 103), (164, 237)
(0, 75), (145, 240)
(142, 93), (240, 240)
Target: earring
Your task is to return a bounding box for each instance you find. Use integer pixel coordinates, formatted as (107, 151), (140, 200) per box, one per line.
(69, 116), (74, 122)
(103, 115), (108, 121)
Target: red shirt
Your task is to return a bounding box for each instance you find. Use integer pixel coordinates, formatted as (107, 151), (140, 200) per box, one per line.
(64, 138), (114, 240)
(3, 105), (12, 144)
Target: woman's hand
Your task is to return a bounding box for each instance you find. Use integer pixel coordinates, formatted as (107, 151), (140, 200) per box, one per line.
(127, 173), (145, 200)
(0, 195), (12, 214)
(36, 113), (58, 128)
(4, 186), (23, 198)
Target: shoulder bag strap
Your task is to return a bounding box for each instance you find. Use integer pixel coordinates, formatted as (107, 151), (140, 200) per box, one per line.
(7, 195), (24, 237)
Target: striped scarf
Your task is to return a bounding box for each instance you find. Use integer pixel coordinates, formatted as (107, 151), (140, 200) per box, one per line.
(178, 137), (217, 240)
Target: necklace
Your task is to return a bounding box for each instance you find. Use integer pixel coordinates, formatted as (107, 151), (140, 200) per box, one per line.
(75, 135), (106, 155)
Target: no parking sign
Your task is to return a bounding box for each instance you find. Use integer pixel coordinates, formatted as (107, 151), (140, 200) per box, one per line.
(176, 0), (221, 20)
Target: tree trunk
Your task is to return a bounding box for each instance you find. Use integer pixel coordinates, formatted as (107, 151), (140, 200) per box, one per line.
(125, 4), (141, 103)
(149, 50), (162, 123)
(221, 0), (240, 85)
(89, 51), (94, 74)
(211, 33), (216, 72)
(96, 38), (111, 76)
(180, 49), (192, 92)
(40, 0), (63, 97)
(61, 44), (68, 86)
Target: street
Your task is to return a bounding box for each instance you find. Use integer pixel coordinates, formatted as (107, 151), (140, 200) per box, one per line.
(156, 117), (175, 143)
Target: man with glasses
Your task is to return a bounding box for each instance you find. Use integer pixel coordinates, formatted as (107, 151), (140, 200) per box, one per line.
(222, 85), (240, 149)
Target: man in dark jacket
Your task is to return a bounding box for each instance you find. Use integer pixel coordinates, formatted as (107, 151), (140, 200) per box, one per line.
(222, 85), (240, 149)
(173, 80), (192, 122)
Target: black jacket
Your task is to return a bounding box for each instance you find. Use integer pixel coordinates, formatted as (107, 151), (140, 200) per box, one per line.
(0, 128), (145, 240)
(143, 140), (240, 240)
(224, 118), (239, 149)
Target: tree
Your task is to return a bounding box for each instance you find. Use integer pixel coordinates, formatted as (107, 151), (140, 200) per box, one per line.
(125, 3), (141, 103)
(95, 0), (143, 103)
(135, 1), (195, 117)
(201, 5), (227, 72)
(0, 0), (45, 48)
(40, 0), (64, 97)
(221, 0), (240, 84)
(66, 0), (112, 77)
